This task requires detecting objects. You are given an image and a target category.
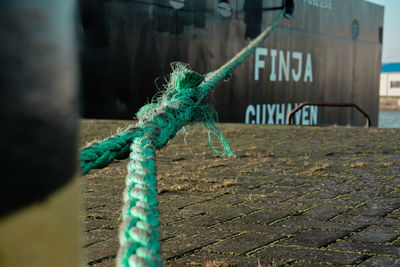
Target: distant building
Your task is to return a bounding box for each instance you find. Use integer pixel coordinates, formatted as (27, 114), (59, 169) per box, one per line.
(379, 63), (400, 110)
(380, 63), (400, 97)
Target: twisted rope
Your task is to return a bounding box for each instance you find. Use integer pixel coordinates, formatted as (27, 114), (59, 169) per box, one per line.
(118, 135), (161, 267)
(80, 9), (285, 267)
(80, 129), (143, 174)
(203, 8), (284, 90)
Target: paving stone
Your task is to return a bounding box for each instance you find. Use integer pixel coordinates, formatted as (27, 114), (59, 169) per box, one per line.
(276, 218), (360, 232)
(280, 229), (348, 248)
(88, 204), (122, 221)
(234, 209), (291, 225)
(349, 203), (400, 217)
(195, 204), (252, 217)
(159, 207), (207, 225)
(358, 256), (400, 266)
(374, 197), (400, 205)
(160, 230), (176, 242)
(85, 240), (119, 265)
(254, 245), (362, 265)
(213, 194), (250, 206)
(233, 184), (277, 195)
(393, 238), (400, 247)
(299, 198), (361, 206)
(229, 201), (271, 212)
(167, 252), (286, 267)
(164, 193), (223, 210)
(358, 188), (395, 198)
(238, 199), (310, 212)
(206, 232), (281, 255)
(350, 226), (400, 244)
(296, 206), (349, 221)
(158, 193), (182, 202)
(275, 179), (310, 187)
(160, 225), (235, 241)
(84, 218), (118, 232)
(85, 197), (114, 210)
(305, 190), (344, 199)
(257, 190), (310, 203)
(83, 195), (123, 209)
(332, 215), (400, 226)
(339, 192), (387, 202)
(161, 237), (215, 260)
(216, 222), (302, 235)
(288, 260), (335, 266)
(85, 228), (118, 247)
(386, 190), (400, 199)
(328, 240), (400, 256)
(176, 208), (248, 228)
(92, 258), (115, 267)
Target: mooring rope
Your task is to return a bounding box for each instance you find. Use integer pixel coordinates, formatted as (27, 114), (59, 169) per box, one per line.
(118, 135), (161, 267)
(80, 9), (285, 267)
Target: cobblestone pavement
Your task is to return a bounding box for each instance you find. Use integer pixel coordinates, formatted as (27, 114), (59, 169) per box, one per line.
(81, 120), (400, 266)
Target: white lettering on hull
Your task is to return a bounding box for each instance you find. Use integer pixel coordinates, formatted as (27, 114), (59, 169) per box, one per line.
(303, 0), (333, 10)
(245, 103), (318, 125)
(255, 48), (313, 83)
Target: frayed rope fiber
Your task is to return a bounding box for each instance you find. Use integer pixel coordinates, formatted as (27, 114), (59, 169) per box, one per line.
(136, 63), (234, 156)
(79, 8), (285, 267)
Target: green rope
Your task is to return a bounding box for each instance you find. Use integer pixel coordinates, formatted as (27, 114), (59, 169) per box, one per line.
(118, 135), (161, 267)
(80, 128), (143, 174)
(202, 9), (285, 90)
(79, 9), (285, 267)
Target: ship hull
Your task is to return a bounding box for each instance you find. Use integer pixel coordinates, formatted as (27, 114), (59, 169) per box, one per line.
(80, 0), (383, 126)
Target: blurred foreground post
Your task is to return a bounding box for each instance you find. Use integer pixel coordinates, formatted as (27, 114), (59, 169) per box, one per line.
(0, 0), (81, 266)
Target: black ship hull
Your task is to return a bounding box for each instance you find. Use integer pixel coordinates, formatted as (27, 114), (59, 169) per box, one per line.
(80, 0), (383, 126)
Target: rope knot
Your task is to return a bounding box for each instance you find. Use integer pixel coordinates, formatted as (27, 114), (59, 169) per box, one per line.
(135, 63), (234, 156)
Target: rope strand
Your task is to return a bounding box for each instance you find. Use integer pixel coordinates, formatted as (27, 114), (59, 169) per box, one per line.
(117, 135), (161, 267)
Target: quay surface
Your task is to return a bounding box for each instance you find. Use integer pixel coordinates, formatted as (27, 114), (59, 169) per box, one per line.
(81, 119), (400, 266)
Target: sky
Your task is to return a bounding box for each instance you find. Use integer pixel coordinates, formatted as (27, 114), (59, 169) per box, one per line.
(366, 0), (400, 63)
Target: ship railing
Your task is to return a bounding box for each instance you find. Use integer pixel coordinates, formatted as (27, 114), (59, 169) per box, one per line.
(286, 102), (371, 128)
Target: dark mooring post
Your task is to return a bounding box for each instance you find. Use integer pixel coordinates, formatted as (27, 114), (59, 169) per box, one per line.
(0, 1), (80, 266)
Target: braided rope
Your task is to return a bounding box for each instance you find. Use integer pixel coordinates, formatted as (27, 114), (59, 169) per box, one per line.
(80, 129), (143, 174)
(80, 9), (285, 266)
(203, 9), (284, 90)
(117, 135), (161, 267)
